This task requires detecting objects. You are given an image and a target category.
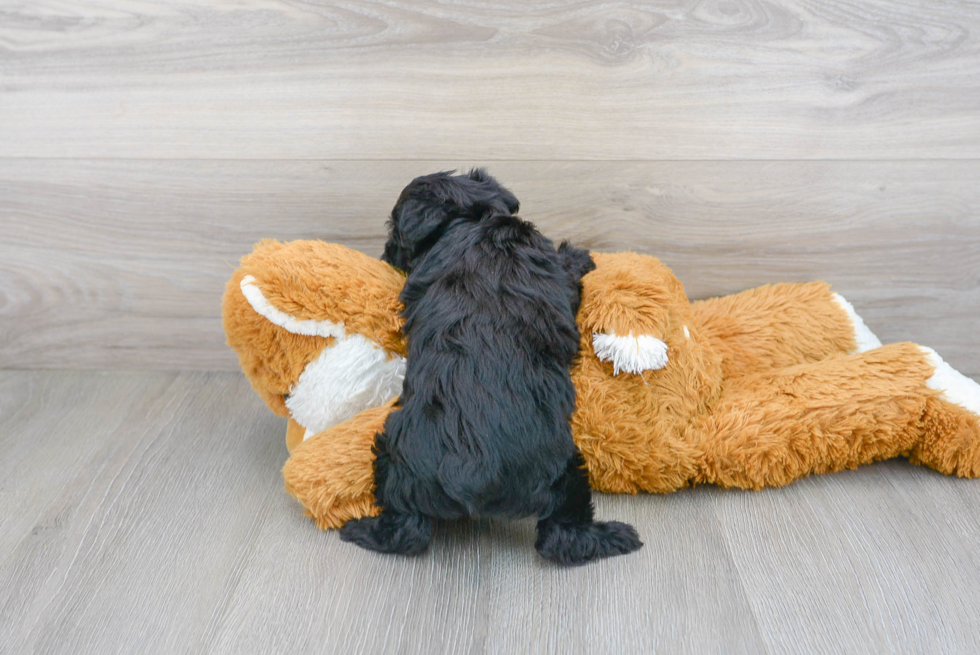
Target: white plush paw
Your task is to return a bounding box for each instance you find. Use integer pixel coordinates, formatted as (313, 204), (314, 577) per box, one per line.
(241, 274), (406, 437)
(832, 293), (882, 353)
(592, 332), (669, 375)
(286, 336), (406, 440)
(920, 347), (980, 415)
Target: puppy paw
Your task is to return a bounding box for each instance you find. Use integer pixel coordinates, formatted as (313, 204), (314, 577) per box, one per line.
(535, 520), (643, 566)
(592, 332), (668, 375)
(339, 512), (432, 555)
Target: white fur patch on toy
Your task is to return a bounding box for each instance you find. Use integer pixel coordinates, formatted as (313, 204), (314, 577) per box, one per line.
(241, 275), (345, 339)
(920, 347), (980, 415)
(287, 334), (407, 440)
(592, 332), (669, 375)
(831, 293), (882, 353)
(241, 275), (406, 438)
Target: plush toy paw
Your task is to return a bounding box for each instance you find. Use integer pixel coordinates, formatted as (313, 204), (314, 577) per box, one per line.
(592, 332), (669, 375)
(832, 292), (883, 354)
(909, 346), (980, 478)
(921, 347), (980, 415)
(534, 520), (643, 566)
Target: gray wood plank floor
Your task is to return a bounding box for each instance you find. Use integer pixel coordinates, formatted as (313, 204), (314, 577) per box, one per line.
(3, 1), (979, 652)
(3, 370), (980, 654)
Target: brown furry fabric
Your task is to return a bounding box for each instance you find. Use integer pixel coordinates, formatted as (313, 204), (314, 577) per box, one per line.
(223, 240), (980, 529)
(282, 402), (392, 530)
(691, 282), (857, 378)
(223, 240), (407, 421)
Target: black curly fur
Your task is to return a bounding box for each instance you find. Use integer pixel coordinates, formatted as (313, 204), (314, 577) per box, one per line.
(341, 170), (642, 565)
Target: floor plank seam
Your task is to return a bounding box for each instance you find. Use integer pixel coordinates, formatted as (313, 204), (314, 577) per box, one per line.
(708, 498), (774, 655)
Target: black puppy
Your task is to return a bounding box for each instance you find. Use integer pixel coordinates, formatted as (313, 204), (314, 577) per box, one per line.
(341, 170), (642, 565)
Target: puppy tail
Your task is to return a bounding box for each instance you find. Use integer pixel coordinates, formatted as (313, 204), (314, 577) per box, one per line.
(557, 241), (596, 281)
(557, 241), (596, 316)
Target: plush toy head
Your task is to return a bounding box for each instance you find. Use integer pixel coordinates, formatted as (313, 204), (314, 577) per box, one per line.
(223, 239), (409, 451)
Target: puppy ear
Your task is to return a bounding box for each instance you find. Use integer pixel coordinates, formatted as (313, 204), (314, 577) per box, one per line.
(467, 167), (490, 182)
(461, 168), (520, 216)
(382, 198), (452, 271)
(381, 217), (406, 267)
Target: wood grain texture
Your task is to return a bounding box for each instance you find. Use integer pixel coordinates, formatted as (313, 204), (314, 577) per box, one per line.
(715, 464), (980, 654)
(0, 370), (288, 653)
(1, 0), (979, 160)
(2, 370), (980, 654)
(2, 159), (978, 373)
(208, 491), (766, 655)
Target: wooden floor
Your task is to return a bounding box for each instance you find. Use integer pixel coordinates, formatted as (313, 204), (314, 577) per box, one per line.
(2, 369), (980, 654)
(3, 1), (980, 653)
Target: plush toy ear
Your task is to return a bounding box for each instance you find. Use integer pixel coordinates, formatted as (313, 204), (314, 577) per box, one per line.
(230, 239), (408, 354)
(239, 275), (345, 339)
(223, 270), (332, 419)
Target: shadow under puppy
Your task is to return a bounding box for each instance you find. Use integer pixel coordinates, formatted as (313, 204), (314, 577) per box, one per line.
(340, 169), (643, 565)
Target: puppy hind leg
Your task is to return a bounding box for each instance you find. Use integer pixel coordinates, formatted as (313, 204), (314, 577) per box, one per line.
(339, 434), (433, 555)
(340, 509), (432, 555)
(534, 451), (643, 566)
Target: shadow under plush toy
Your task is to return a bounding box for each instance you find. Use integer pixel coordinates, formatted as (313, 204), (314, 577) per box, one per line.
(223, 239), (980, 530)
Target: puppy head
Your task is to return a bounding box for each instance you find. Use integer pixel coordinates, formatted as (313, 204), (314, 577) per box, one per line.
(382, 168), (520, 272)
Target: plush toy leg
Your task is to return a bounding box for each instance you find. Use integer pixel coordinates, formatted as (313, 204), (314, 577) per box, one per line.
(690, 282), (881, 379)
(281, 402), (394, 530)
(285, 417), (306, 454)
(690, 342), (950, 490)
(908, 347), (980, 477)
(535, 451), (643, 565)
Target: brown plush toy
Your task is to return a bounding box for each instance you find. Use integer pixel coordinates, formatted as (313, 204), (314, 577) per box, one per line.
(223, 239), (980, 529)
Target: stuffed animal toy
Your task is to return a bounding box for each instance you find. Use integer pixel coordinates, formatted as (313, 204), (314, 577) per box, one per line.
(223, 239), (980, 530)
